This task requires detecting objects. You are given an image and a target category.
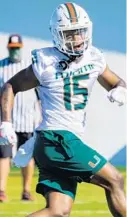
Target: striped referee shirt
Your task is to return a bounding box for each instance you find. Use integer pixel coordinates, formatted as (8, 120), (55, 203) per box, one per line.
(0, 57), (41, 133)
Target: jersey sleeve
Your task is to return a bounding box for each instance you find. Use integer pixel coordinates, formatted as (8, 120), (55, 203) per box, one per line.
(98, 51), (107, 75)
(91, 47), (107, 76)
(96, 49), (107, 75)
(31, 49), (44, 84)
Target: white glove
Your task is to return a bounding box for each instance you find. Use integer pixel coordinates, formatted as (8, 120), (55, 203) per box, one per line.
(108, 86), (127, 106)
(0, 122), (17, 146)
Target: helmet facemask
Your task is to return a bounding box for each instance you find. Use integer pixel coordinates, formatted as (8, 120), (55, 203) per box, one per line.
(58, 27), (89, 55)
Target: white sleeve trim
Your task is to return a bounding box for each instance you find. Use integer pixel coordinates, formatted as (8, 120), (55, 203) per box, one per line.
(32, 64), (42, 84)
(31, 49), (44, 84)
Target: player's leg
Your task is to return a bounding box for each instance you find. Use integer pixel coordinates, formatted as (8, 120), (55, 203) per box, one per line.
(0, 145), (12, 201)
(69, 135), (126, 217)
(95, 162), (126, 217)
(29, 130), (77, 217)
(26, 191), (73, 217)
(90, 174), (124, 217)
(16, 132), (35, 200)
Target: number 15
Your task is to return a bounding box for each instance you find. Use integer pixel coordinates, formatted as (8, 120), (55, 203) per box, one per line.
(63, 74), (89, 110)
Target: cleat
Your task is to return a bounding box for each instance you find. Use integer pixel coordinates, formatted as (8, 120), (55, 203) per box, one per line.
(21, 191), (34, 201)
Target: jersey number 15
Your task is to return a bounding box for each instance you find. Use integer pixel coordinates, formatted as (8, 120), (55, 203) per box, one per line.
(63, 74), (89, 110)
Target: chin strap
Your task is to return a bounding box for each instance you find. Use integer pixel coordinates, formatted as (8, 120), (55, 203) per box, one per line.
(66, 55), (76, 63)
(65, 53), (83, 64)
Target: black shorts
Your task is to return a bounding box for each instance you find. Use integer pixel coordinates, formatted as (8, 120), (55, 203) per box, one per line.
(0, 132), (33, 158)
(0, 145), (12, 158)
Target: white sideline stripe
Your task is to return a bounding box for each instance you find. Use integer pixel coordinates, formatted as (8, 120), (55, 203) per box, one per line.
(72, 210), (109, 214)
(0, 200), (106, 205)
(0, 210), (109, 215)
(75, 200), (105, 204)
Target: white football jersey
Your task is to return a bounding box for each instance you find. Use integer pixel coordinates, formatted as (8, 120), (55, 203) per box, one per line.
(32, 46), (106, 138)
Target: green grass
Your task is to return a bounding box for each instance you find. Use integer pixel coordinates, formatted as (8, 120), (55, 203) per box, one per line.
(0, 167), (126, 217)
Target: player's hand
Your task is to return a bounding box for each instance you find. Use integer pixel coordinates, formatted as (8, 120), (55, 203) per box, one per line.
(0, 122), (17, 146)
(108, 86), (127, 106)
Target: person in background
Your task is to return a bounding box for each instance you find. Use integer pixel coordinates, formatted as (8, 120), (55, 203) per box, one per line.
(0, 34), (42, 202)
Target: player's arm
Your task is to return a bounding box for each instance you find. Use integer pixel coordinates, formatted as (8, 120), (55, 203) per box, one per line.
(98, 65), (126, 90)
(0, 64), (40, 122)
(98, 65), (127, 105)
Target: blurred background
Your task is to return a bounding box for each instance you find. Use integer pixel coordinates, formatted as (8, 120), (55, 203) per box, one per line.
(0, 0), (126, 165)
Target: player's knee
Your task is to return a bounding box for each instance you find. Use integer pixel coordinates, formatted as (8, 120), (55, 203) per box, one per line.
(51, 207), (70, 217)
(26, 208), (70, 217)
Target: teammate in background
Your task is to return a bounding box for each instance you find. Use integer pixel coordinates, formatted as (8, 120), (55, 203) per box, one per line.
(0, 2), (126, 217)
(0, 34), (41, 202)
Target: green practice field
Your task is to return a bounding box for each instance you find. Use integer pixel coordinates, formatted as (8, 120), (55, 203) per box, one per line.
(0, 167), (126, 217)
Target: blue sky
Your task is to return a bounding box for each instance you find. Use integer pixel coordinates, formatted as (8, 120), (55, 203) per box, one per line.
(0, 0), (126, 53)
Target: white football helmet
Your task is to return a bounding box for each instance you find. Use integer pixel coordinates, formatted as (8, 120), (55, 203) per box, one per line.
(50, 2), (92, 56)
